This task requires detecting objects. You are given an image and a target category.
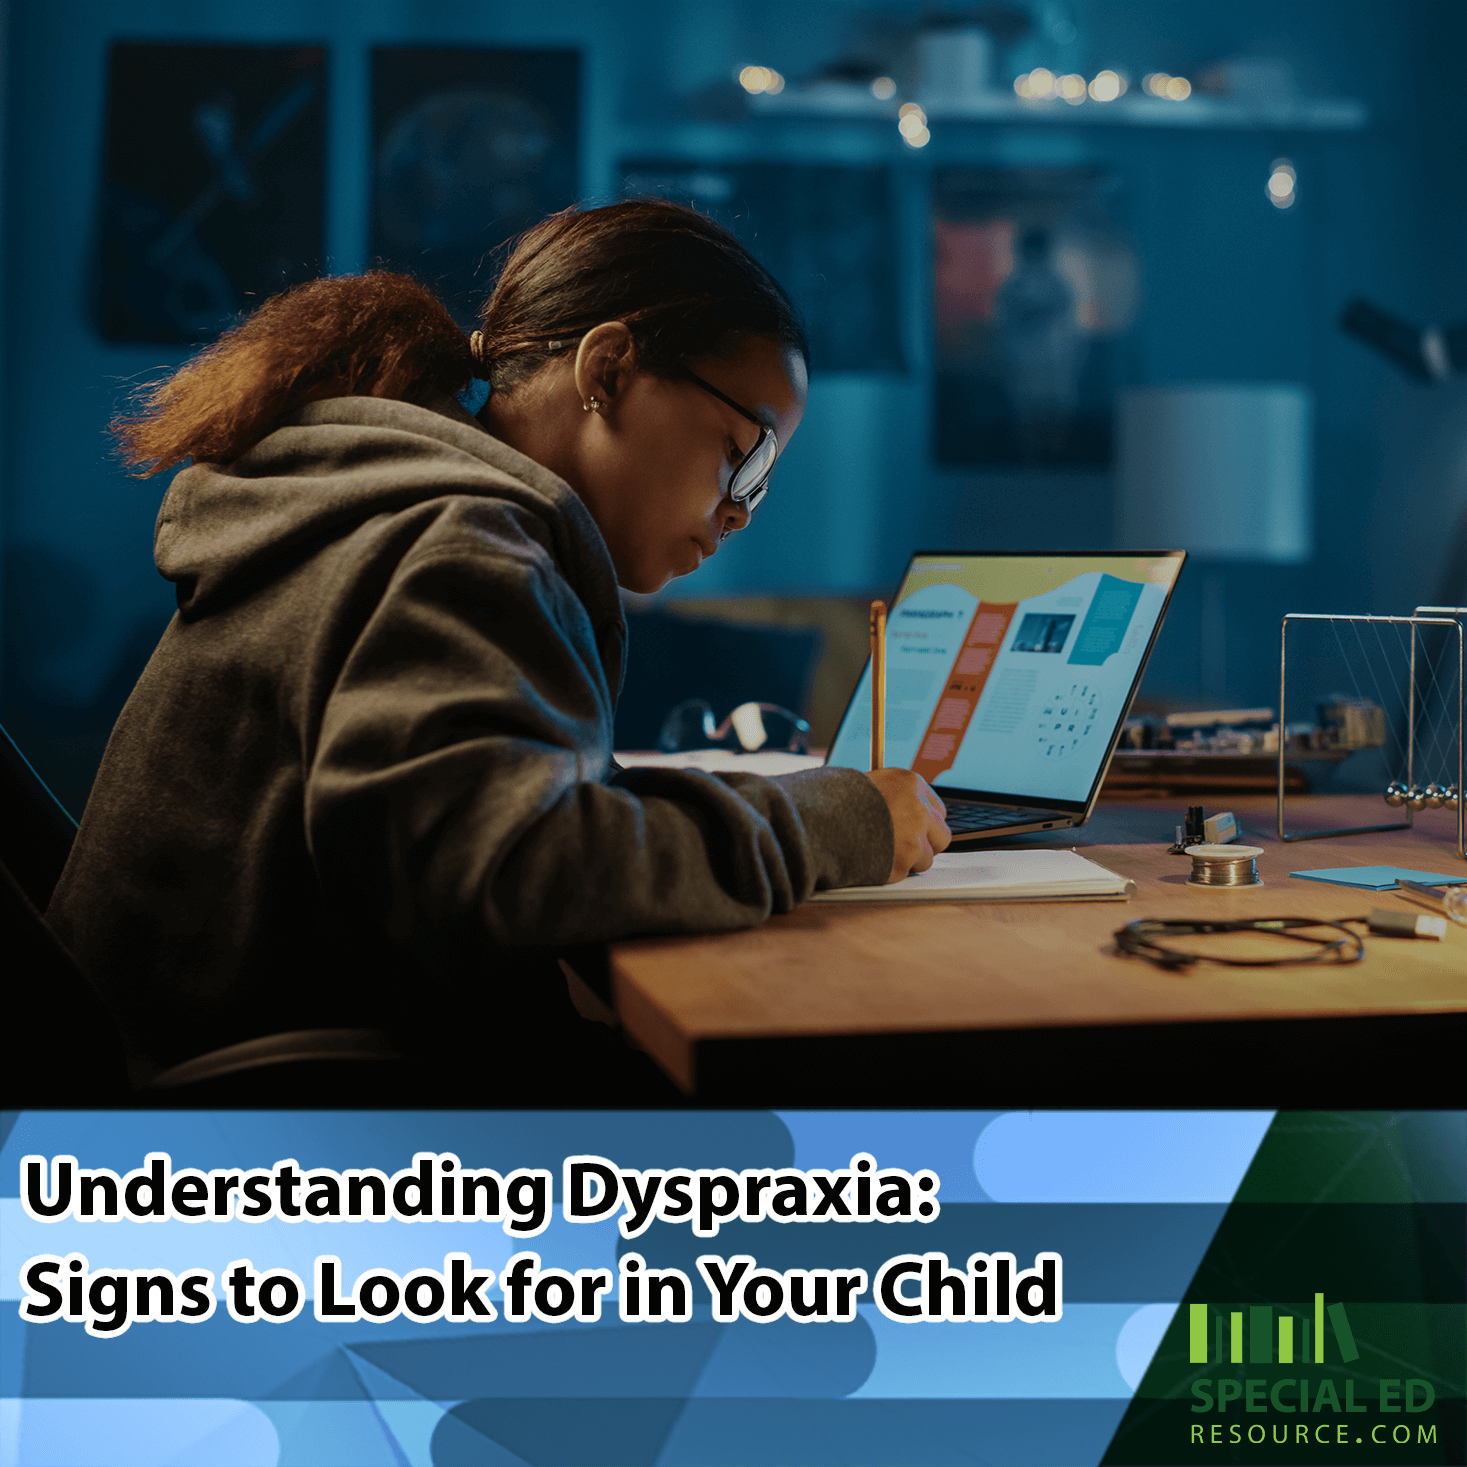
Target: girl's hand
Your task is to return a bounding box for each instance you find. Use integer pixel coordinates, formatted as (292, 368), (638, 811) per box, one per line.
(865, 768), (952, 883)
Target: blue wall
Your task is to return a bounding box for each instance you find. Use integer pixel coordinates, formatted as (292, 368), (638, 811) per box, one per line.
(4, 0), (1466, 807)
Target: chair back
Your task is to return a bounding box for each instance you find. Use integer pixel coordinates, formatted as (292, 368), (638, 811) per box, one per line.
(1, 722), (79, 911)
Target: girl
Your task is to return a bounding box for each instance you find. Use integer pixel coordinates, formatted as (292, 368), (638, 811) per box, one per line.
(48, 200), (949, 1100)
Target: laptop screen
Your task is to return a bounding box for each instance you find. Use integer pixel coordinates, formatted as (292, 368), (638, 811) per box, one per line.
(826, 551), (1186, 811)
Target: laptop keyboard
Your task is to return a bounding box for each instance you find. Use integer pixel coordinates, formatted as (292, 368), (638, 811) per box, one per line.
(942, 801), (1031, 833)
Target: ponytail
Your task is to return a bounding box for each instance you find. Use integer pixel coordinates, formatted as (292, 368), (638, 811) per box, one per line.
(113, 272), (474, 476)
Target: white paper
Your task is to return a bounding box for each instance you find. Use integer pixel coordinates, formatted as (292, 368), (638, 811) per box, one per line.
(614, 750), (826, 777)
(809, 847), (1131, 903)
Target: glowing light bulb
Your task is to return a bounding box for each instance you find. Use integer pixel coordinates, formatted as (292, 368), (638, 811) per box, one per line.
(1165, 75), (1191, 100)
(1027, 67), (1055, 99)
(1143, 72), (1167, 96)
(897, 103), (929, 146)
(1014, 73), (1031, 98)
(1059, 73), (1087, 102)
(871, 76), (896, 100)
(1268, 157), (1297, 207)
(1089, 70), (1122, 102)
(739, 65), (783, 95)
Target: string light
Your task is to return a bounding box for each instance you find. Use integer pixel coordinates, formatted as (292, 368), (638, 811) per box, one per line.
(1267, 157), (1296, 208)
(871, 76), (896, 100)
(897, 102), (930, 147)
(1017, 67), (1130, 104)
(1014, 67), (1056, 100)
(1143, 72), (1192, 100)
(738, 65), (785, 95)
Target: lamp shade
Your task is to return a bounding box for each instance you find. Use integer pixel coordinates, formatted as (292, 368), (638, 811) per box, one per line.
(1116, 384), (1312, 562)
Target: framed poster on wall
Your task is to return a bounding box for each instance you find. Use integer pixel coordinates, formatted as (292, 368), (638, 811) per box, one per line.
(933, 167), (1138, 469)
(372, 48), (581, 329)
(93, 43), (325, 343)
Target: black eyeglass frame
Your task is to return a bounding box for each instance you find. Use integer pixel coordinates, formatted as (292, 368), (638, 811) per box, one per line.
(683, 369), (779, 513)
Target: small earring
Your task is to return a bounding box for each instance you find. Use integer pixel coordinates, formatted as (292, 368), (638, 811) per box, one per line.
(583, 396), (601, 413)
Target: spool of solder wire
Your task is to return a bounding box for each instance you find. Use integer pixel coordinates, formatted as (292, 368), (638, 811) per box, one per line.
(1184, 843), (1263, 888)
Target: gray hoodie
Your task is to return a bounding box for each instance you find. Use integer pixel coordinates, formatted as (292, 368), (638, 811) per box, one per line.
(47, 396), (893, 1072)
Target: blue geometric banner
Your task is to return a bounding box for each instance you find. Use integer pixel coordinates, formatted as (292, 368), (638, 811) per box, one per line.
(3, 1111), (1458, 1466)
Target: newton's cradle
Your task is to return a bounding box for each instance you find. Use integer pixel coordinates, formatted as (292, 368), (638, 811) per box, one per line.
(1278, 606), (1465, 859)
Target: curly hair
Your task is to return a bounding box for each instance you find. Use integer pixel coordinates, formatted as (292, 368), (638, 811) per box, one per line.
(113, 271), (473, 475)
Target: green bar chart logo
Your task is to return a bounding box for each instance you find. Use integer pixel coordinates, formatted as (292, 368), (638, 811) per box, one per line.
(1188, 1294), (1359, 1366)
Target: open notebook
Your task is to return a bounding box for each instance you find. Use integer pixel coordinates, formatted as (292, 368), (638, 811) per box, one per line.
(809, 848), (1135, 904)
(614, 750), (824, 777)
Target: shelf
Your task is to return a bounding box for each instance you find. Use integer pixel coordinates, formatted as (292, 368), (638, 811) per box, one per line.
(748, 86), (1367, 133)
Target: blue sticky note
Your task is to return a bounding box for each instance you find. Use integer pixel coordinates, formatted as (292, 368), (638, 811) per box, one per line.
(1289, 865), (1467, 890)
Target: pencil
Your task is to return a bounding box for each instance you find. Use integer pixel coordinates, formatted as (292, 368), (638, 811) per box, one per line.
(870, 598), (887, 770)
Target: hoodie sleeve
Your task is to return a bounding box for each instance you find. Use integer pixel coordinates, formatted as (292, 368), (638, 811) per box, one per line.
(304, 523), (894, 951)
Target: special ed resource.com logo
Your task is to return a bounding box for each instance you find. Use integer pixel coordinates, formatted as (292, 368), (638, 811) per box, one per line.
(1184, 1295), (1438, 1451)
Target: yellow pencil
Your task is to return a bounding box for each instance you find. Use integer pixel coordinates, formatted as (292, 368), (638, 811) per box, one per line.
(870, 599), (887, 770)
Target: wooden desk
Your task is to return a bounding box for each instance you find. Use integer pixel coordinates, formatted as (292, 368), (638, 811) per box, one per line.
(609, 795), (1466, 1105)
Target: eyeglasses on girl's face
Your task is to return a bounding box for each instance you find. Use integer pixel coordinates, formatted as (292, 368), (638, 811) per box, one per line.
(683, 369), (779, 513)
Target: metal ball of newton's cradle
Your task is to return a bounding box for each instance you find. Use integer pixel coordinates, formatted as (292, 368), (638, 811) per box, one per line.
(1384, 780), (1460, 810)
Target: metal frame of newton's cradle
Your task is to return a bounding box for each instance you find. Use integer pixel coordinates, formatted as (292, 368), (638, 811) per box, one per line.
(1278, 611), (1465, 858)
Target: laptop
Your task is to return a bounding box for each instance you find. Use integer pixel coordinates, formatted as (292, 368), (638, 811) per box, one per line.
(825, 550), (1187, 843)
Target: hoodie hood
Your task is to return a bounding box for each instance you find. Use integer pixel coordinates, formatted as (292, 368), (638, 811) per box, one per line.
(155, 395), (619, 632)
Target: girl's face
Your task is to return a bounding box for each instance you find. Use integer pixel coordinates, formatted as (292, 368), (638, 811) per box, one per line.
(489, 328), (807, 594)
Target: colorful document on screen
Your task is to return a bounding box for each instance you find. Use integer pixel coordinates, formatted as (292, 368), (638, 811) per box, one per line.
(827, 554), (1182, 804)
